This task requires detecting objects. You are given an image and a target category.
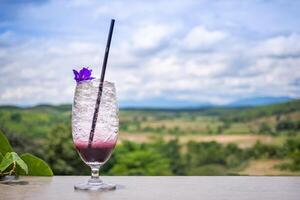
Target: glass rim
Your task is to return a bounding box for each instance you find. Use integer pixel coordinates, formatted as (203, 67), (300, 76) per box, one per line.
(77, 79), (115, 87)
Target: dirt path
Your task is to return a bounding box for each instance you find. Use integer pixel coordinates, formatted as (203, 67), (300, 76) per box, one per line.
(239, 159), (300, 175)
(119, 133), (280, 148)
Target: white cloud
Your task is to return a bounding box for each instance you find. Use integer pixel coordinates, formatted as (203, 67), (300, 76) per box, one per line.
(182, 26), (227, 50)
(0, 0), (300, 106)
(131, 24), (178, 50)
(252, 34), (300, 57)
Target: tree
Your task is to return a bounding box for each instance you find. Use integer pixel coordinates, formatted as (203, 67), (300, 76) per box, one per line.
(156, 139), (186, 175)
(109, 148), (171, 175)
(42, 124), (89, 175)
(276, 120), (295, 131)
(10, 113), (22, 123)
(259, 122), (272, 134)
(186, 141), (226, 167)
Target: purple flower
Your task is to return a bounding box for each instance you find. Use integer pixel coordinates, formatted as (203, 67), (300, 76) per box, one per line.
(73, 67), (95, 83)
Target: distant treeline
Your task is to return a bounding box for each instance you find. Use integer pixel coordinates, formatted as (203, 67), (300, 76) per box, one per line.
(0, 100), (300, 138)
(1, 99), (299, 115)
(219, 100), (300, 123)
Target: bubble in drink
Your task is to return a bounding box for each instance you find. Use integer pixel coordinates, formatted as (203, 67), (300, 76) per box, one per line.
(72, 80), (118, 165)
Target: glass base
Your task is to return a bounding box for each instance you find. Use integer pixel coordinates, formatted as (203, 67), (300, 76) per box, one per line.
(74, 178), (116, 191)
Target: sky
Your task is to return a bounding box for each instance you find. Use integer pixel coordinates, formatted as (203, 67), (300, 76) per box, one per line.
(0, 0), (300, 107)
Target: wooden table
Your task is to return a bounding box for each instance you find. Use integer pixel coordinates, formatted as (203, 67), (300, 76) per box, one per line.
(0, 176), (299, 200)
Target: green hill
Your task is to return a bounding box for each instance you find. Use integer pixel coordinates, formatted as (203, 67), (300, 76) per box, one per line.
(0, 100), (299, 138)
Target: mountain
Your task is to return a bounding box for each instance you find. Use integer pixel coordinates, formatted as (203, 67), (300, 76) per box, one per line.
(228, 96), (294, 107)
(120, 96), (295, 108)
(120, 98), (212, 109)
(0, 97), (296, 109)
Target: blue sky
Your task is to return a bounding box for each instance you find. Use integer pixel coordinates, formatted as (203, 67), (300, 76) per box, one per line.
(0, 0), (300, 106)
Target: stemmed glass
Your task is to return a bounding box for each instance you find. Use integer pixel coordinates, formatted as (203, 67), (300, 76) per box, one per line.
(72, 79), (118, 191)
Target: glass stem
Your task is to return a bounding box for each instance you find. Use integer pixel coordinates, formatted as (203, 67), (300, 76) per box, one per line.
(89, 164), (102, 184)
(91, 164), (100, 179)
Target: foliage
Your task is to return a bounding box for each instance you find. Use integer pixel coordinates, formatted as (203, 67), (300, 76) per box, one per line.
(0, 100), (300, 176)
(0, 130), (53, 177)
(276, 138), (300, 171)
(248, 142), (281, 158)
(276, 120), (300, 131)
(258, 123), (272, 134)
(42, 124), (89, 175)
(0, 152), (28, 175)
(219, 100), (300, 123)
(187, 164), (227, 176)
(186, 141), (245, 172)
(155, 138), (186, 175)
(16, 154), (53, 176)
(110, 149), (171, 175)
(0, 129), (14, 155)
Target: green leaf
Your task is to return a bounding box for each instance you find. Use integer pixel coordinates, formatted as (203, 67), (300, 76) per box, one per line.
(0, 152), (28, 174)
(0, 153), (14, 172)
(0, 152), (3, 163)
(12, 153), (28, 174)
(17, 153), (53, 176)
(0, 130), (14, 155)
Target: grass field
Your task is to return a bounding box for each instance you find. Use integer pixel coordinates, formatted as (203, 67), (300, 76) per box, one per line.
(119, 133), (288, 148)
(239, 159), (300, 176)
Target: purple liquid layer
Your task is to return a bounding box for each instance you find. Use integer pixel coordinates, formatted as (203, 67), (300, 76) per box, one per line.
(75, 140), (116, 163)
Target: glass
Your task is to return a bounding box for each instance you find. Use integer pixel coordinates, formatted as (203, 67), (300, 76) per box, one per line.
(72, 80), (118, 191)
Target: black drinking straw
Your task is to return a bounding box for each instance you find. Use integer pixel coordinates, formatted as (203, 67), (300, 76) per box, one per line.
(88, 19), (115, 148)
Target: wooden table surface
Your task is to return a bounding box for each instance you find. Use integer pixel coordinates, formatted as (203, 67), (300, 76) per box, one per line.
(0, 176), (299, 200)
